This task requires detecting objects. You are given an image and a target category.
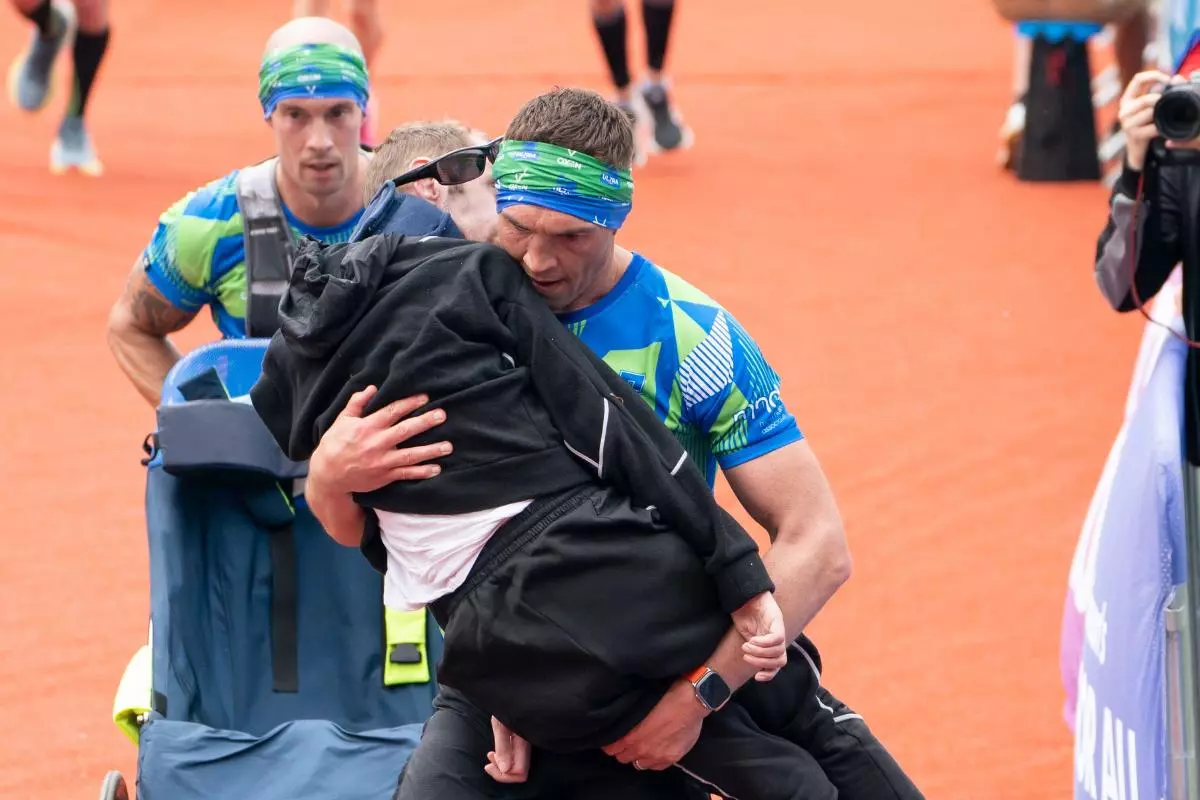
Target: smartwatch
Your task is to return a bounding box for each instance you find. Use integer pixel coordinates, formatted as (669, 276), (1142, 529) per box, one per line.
(686, 665), (732, 713)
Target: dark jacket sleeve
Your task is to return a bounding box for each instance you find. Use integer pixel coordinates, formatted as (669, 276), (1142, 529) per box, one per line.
(250, 334), (301, 459)
(1094, 159), (1183, 312)
(489, 263), (775, 614)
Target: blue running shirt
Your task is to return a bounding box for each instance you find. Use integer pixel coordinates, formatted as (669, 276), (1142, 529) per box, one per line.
(558, 253), (803, 486)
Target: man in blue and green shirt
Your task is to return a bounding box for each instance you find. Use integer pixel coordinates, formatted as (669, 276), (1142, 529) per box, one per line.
(309, 87), (923, 799)
(106, 16), (373, 406)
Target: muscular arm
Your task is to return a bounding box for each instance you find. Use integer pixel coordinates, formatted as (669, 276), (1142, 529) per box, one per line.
(106, 259), (197, 406)
(697, 439), (852, 692)
(601, 438), (852, 768)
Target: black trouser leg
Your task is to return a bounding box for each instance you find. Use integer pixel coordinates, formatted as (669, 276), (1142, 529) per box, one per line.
(735, 636), (926, 800)
(395, 686), (705, 800)
(677, 700), (837, 800)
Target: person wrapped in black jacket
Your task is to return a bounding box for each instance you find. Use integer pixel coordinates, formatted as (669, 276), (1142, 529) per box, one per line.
(252, 233), (771, 614)
(250, 234), (830, 800)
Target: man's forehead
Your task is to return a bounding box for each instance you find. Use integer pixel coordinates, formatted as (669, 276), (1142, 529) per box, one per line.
(276, 96), (356, 112)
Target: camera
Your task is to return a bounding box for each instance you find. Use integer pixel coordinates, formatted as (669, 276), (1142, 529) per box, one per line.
(1155, 74), (1200, 142)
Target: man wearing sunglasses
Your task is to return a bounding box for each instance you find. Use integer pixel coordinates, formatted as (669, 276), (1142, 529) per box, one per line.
(357, 120), (500, 243)
(305, 88), (922, 800)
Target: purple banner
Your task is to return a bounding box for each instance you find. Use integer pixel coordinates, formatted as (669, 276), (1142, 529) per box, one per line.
(1063, 281), (1186, 800)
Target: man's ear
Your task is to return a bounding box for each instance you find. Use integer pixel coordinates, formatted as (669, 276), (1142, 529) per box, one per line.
(406, 158), (443, 203)
(410, 178), (443, 203)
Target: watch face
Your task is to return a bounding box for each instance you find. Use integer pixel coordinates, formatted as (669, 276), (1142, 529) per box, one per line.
(696, 672), (732, 711)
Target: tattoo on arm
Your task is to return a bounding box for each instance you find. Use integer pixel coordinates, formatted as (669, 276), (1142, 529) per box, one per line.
(108, 261), (199, 406)
(124, 268), (195, 336)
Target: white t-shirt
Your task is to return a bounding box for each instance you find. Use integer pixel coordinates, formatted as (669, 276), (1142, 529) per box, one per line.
(375, 499), (533, 612)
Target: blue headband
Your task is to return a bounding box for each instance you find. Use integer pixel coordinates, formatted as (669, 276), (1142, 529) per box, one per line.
(492, 140), (633, 230)
(258, 42), (369, 119)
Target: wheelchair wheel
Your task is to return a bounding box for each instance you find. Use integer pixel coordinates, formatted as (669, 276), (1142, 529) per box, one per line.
(98, 770), (129, 800)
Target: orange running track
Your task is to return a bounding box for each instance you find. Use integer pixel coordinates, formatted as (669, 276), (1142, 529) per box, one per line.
(0, 1), (1141, 797)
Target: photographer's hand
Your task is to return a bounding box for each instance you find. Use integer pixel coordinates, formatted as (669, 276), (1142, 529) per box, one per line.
(1119, 70), (1185, 170)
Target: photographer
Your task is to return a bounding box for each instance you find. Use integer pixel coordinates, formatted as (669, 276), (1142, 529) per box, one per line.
(1095, 70), (1192, 312)
(1095, 68), (1200, 457)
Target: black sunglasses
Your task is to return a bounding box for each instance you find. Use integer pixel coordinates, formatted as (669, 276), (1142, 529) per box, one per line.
(392, 136), (503, 188)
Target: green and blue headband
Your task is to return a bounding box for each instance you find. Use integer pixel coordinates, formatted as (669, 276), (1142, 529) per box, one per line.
(492, 139), (634, 230)
(257, 42), (369, 119)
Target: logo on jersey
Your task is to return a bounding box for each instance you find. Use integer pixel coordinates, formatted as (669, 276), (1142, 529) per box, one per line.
(730, 389), (784, 427)
(619, 370), (646, 393)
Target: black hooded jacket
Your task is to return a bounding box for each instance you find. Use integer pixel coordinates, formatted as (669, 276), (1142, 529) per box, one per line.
(249, 234), (773, 614)
(1093, 149), (1200, 462)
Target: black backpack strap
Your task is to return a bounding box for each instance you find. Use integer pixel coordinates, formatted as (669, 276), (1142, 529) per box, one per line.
(236, 158), (296, 338)
(236, 482), (300, 694)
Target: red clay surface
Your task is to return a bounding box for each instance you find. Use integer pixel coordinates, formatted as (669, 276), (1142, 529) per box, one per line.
(0, 1), (1143, 797)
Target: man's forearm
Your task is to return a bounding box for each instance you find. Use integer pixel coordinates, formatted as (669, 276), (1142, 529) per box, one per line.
(107, 267), (195, 407)
(107, 326), (181, 407)
(305, 473), (368, 547)
(707, 524), (850, 692)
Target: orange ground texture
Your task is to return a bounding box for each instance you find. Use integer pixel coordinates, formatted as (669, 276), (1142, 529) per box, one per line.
(0, 0), (1147, 797)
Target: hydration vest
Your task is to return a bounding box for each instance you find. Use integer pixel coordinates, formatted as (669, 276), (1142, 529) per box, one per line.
(234, 150), (375, 337)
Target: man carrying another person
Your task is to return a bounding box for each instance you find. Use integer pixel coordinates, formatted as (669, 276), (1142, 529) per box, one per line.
(306, 87), (924, 799)
(252, 203), (807, 798)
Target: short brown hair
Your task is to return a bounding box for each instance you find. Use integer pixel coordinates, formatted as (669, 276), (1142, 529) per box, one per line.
(364, 120), (479, 204)
(504, 87), (635, 170)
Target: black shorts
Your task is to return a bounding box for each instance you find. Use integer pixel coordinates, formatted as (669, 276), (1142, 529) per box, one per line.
(430, 485), (732, 753)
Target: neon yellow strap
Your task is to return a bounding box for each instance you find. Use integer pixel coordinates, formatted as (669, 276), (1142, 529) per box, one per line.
(384, 608), (430, 685)
(112, 644), (153, 745)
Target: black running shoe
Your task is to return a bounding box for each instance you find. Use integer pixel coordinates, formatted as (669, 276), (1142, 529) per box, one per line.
(639, 80), (693, 153)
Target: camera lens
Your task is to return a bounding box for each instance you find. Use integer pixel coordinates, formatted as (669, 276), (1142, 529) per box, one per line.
(1155, 87), (1200, 141)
